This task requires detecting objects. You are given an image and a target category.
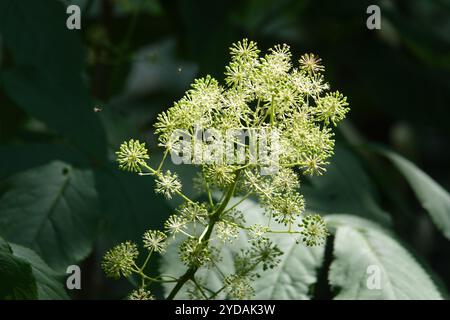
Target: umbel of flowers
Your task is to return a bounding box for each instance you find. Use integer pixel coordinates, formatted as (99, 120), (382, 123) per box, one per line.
(102, 39), (349, 300)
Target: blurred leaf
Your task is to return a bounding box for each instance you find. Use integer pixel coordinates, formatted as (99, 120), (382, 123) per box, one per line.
(176, 0), (234, 77)
(10, 243), (69, 300)
(0, 161), (100, 272)
(97, 108), (139, 151)
(327, 214), (442, 299)
(0, 143), (89, 178)
(379, 149), (450, 240)
(146, 149), (201, 209)
(114, 0), (163, 16)
(94, 163), (172, 246)
(302, 146), (391, 226)
(0, 0), (106, 160)
(0, 237), (37, 299)
(383, 2), (450, 69)
(122, 39), (197, 97)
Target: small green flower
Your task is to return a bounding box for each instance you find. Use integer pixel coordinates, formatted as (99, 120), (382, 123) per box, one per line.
(102, 241), (139, 279)
(143, 230), (167, 253)
(229, 38), (260, 62)
(236, 239), (283, 274)
(301, 153), (329, 176)
(164, 214), (187, 236)
(314, 91), (349, 126)
(155, 170), (182, 199)
(299, 53), (325, 74)
(179, 238), (211, 267)
(116, 139), (149, 173)
(299, 214), (329, 246)
(248, 224), (269, 240)
(204, 165), (236, 188)
(271, 168), (300, 193)
(128, 288), (155, 300)
(224, 275), (255, 300)
(178, 202), (209, 224)
(266, 192), (305, 225)
(216, 221), (239, 242)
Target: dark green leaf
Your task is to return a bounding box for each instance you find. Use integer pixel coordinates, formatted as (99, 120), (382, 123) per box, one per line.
(380, 149), (450, 240)
(0, 161), (100, 272)
(0, 237), (37, 299)
(0, 143), (89, 178)
(10, 244), (69, 300)
(94, 162), (172, 246)
(327, 215), (442, 299)
(0, 0), (106, 160)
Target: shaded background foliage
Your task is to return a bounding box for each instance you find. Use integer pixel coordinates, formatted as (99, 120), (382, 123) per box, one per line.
(0, 0), (449, 299)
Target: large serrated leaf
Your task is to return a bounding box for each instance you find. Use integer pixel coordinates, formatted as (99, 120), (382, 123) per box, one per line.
(0, 161), (100, 272)
(0, 237), (37, 299)
(10, 244), (69, 300)
(253, 235), (323, 299)
(382, 150), (450, 240)
(328, 215), (442, 299)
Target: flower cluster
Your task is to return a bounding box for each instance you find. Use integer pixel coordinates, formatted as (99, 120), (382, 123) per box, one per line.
(102, 241), (138, 279)
(116, 139), (149, 173)
(128, 288), (155, 300)
(299, 214), (330, 247)
(143, 230), (167, 253)
(155, 170), (182, 199)
(104, 39), (349, 300)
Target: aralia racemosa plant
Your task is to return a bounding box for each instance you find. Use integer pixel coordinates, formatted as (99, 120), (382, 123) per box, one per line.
(101, 39), (349, 300)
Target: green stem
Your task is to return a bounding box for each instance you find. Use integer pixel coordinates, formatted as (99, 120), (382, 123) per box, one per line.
(109, 0), (142, 96)
(222, 191), (252, 214)
(140, 250), (153, 272)
(203, 169), (214, 208)
(157, 149), (169, 173)
(270, 96), (275, 126)
(166, 171), (241, 300)
(191, 278), (209, 299)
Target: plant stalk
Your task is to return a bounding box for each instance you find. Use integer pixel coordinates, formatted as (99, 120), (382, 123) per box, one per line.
(166, 171), (241, 300)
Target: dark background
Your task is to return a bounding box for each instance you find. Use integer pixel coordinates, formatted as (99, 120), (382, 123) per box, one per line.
(0, 0), (449, 299)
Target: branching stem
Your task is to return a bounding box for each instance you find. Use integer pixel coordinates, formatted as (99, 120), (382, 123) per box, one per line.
(166, 170), (241, 300)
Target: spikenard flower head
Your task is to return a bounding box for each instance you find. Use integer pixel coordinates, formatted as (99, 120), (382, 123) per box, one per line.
(153, 39), (349, 182)
(178, 202), (209, 224)
(216, 220), (239, 242)
(224, 275), (255, 300)
(128, 288), (155, 300)
(230, 38), (260, 62)
(102, 241), (139, 279)
(299, 214), (329, 246)
(179, 238), (212, 267)
(164, 214), (187, 236)
(143, 230), (167, 253)
(299, 53), (325, 74)
(116, 139), (149, 173)
(314, 91), (349, 126)
(155, 170), (182, 199)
